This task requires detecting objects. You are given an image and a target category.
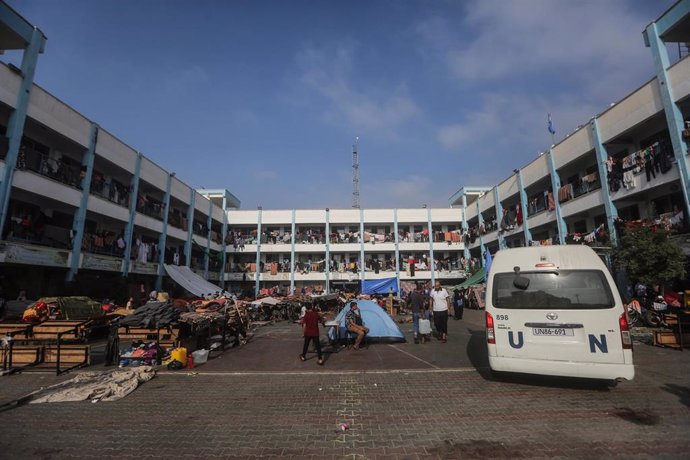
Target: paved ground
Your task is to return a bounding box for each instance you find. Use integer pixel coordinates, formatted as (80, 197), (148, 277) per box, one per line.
(1, 309), (689, 459)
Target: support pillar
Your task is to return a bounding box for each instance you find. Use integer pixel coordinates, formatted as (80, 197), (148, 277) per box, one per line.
(289, 210), (296, 295)
(644, 21), (690, 219)
(184, 189), (195, 267)
(204, 199), (212, 280)
(591, 117), (619, 243)
(359, 208), (365, 283)
(255, 207), (262, 297)
(427, 207), (435, 285)
(547, 149), (567, 244)
(66, 123), (98, 282)
(516, 169), (532, 246)
(0, 27), (47, 235)
(325, 208), (330, 294)
(493, 186), (507, 250)
(393, 208), (401, 293)
(476, 199), (485, 266)
(122, 153), (142, 276)
(155, 173), (172, 291)
(220, 195), (228, 290)
(461, 193), (470, 261)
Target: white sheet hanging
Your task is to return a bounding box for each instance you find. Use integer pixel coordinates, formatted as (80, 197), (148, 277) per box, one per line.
(164, 264), (223, 297)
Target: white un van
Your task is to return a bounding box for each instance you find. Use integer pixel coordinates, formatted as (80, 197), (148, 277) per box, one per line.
(485, 245), (634, 382)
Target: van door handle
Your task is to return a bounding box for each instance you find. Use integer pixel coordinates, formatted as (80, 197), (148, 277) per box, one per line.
(524, 323), (584, 328)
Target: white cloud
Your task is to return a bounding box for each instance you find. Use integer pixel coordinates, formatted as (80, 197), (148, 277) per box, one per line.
(253, 170), (278, 180)
(360, 174), (444, 208)
(293, 43), (420, 139)
(437, 92), (600, 155)
(444, 0), (654, 91)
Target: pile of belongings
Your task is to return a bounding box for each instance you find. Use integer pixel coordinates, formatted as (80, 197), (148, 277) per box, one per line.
(118, 301), (179, 328)
(178, 311), (225, 335)
(22, 296), (104, 324)
(119, 341), (161, 367)
(20, 367), (155, 404)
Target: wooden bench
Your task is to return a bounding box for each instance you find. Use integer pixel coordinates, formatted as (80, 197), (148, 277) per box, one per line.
(31, 320), (89, 342)
(1, 344), (42, 370)
(0, 323), (32, 338)
(2, 320), (92, 375)
(654, 312), (690, 350)
(117, 326), (180, 350)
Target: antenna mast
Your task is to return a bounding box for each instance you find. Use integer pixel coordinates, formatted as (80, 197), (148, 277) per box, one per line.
(352, 137), (360, 209)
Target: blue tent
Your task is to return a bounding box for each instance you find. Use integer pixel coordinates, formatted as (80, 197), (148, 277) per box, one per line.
(361, 277), (397, 295)
(328, 300), (405, 343)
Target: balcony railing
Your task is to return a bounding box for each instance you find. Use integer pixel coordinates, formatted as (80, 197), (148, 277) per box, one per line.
(17, 147), (82, 189)
(90, 177), (130, 208)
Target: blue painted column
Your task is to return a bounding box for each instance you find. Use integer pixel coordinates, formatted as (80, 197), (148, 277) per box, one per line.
(393, 208), (401, 292)
(516, 169), (532, 246)
(255, 207), (262, 297)
(493, 186), (506, 250)
(546, 149), (567, 244)
(461, 193), (470, 261)
(426, 207), (435, 285)
(122, 153), (142, 276)
(0, 28), (46, 235)
(325, 208), (330, 294)
(645, 21), (690, 219)
(289, 210), (296, 294)
(204, 199), (212, 279)
(184, 189), (195, 267)
(220, 195), (228, 290)
(155, 173), (172, 291)
(476, 199), (485, 267)
(359, 208), (365, 283)
(591, 117), (619, 243)
(66, 123), (98, 282)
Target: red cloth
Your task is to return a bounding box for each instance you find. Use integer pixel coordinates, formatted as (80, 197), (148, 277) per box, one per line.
(301, 309), (321, 337)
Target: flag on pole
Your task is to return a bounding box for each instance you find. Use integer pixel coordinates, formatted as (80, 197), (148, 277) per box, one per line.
(547, 113), (556, 135)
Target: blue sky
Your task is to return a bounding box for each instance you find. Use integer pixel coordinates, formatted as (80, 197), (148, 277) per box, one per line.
(8, 0), (675, 209)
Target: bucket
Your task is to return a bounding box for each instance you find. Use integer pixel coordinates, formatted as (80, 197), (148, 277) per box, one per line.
(191, 349), (209, 365)
(170, 347), (188, 366)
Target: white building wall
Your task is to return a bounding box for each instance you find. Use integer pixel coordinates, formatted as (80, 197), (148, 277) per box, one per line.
(552, 127), (593, 169)
(170, 177), (191, 204)
(96, 129), (138, 173)
(0, 64), (20, 108)
(139, 157), (168, 192)
(27, 86), (92, 148)
(597, 80), (664, 143)
(329, 209), (361, 224)
(668, 55), (690, 102)
(498, 175), (519, 201)
(522, 154), (549, 187)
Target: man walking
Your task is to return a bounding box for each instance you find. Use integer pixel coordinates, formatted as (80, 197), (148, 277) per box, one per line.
(429, 280), (451, 343)
(408, 284), (428, 344)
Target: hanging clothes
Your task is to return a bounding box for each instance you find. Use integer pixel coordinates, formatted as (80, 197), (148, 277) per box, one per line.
(516, 204), (523, 226)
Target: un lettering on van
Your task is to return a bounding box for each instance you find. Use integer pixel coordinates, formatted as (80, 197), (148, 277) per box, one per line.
(506, 332), (609, 353)
(588, 334), (608, 353)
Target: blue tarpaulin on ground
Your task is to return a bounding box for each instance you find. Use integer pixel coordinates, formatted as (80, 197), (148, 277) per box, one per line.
(361, 277), (397, 295)
(328, 300), (405, 343)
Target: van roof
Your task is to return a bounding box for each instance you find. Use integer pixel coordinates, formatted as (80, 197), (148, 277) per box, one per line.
(490, 246), (604, 273)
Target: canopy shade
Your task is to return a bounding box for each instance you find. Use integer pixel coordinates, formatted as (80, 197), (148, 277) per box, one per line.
(454, 268), (486, 289)
(164, 264), (224, 297)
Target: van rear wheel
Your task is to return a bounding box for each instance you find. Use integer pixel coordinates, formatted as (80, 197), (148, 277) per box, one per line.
(489, 368), (506, 381)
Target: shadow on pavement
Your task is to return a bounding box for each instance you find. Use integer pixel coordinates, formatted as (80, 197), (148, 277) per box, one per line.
(660, 383), (690, 407)
(467, 329), (491, 379)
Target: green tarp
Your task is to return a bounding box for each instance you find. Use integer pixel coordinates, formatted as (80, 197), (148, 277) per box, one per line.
(453, 267), (486, 289)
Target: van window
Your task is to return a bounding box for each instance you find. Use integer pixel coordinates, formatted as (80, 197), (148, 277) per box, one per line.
(492, 270), (615, 309)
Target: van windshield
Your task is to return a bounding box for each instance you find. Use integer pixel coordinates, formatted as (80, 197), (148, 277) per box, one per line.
(492, 270), (615, 310)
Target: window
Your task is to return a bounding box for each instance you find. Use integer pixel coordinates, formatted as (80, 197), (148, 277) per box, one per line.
(492, 270), (615, 309)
